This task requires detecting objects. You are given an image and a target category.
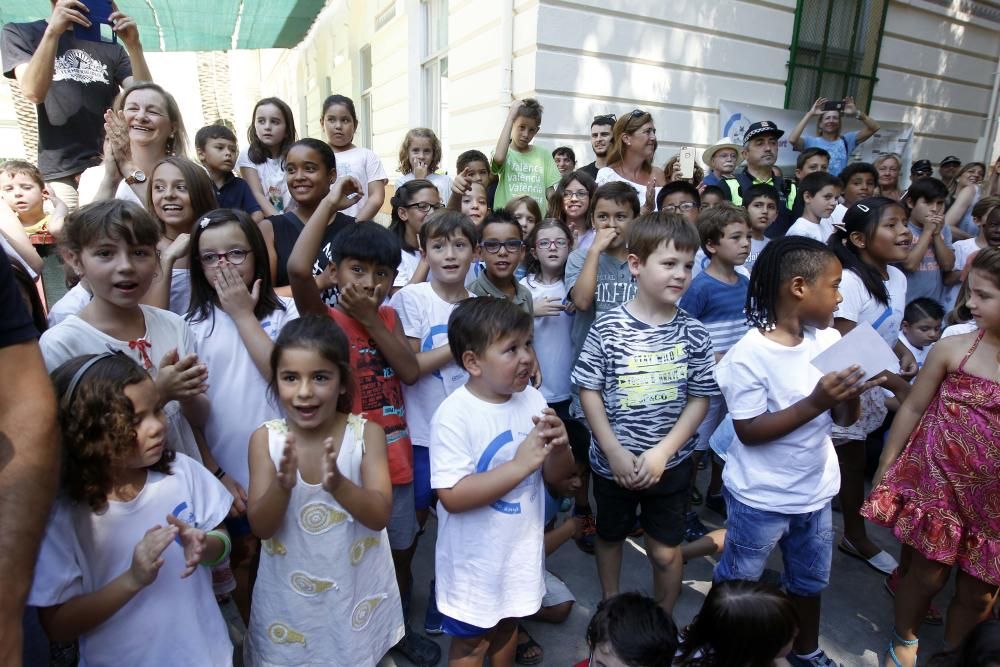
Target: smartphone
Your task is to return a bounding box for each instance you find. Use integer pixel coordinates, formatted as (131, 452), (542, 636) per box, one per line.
(822, 100), (845, 112)
(679, 146), (696, 180)
(74, 0), (116, 44)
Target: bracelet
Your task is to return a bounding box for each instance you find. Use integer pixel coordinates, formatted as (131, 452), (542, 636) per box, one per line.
(202, 530), (232, 568)
(213, 467), (226, 480)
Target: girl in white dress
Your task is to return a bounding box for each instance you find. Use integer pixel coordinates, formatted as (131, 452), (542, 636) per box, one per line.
(245, 315), (404, 666)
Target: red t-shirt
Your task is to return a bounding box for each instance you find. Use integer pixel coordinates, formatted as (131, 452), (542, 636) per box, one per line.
(328, 306), (413, 485)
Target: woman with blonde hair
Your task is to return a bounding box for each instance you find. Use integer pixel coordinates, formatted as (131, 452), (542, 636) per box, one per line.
(595, 110), (666, 213)
(874, 153), (903, 201)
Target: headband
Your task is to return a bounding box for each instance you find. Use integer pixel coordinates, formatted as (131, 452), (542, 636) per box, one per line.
(63, 351), (122, 405)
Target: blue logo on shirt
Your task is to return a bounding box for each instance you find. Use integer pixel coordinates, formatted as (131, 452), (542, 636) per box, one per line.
(422, 324), (450, 379)
(476, 430), (521, 514)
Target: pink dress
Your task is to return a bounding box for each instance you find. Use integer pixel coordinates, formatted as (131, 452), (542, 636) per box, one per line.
(862, 331), (1000, 585)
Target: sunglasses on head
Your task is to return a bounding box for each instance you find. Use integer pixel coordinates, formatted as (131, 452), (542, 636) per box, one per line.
(592, 114), (616, 124)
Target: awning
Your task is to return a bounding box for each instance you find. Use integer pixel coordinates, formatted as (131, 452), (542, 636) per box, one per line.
(2, 1), (327, 51)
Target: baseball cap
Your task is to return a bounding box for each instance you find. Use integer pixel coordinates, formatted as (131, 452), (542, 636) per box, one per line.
(911, 159), (933, 175)
(702, 139), (742, 166)
(743, 121), (784, 144)
(939, 155), (961, 167)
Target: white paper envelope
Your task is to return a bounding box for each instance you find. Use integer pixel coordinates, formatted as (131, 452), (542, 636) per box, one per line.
(810, 321), (900, 381)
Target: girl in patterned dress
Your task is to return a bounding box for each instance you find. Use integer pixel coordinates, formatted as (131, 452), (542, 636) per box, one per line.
(244, 315), (403, 666)
(863, 247), (1000, 666)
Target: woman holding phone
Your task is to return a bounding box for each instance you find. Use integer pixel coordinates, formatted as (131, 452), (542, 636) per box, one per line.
(789, 97), (881, 176)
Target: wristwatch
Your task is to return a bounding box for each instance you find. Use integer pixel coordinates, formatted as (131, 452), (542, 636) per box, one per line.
(125, 169), (147, 185)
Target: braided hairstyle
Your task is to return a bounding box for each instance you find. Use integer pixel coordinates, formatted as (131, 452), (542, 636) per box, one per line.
(746, 235), (838, 331)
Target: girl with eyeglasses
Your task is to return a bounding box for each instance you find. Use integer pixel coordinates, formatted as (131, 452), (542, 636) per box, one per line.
(388, 179), (444, 293)
(595, 110), (666, 213)
(548, 170), (598, 251)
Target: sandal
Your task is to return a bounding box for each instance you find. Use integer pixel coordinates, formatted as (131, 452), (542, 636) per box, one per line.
(885, 628), (917, 667)
(394, 627), (442, 667)
(838, 538), (898, 575)
(515, 624), (543, 666)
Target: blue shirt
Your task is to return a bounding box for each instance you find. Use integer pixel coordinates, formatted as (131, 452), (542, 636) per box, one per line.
(679, 271), (750, 355)
(801, 131), (859, 177)
(214, 174), (262, 215)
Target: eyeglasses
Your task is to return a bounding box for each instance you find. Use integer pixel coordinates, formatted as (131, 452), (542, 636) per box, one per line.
(662, 202), (697, 213)
(536, 238), (569, 249)
(592, 114), (616, 124)
(405, 202), (445, 213)
(480, 239), (524, 254)
(199, 249), (250, 266)
(562, 190), (589, 200)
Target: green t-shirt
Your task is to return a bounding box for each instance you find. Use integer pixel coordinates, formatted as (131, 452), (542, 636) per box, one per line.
(492, 145), (561, 215)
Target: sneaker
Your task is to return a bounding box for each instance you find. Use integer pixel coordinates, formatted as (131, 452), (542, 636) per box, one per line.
(884, 568), (944, 625)
(786, 649), (840, 667)
(424, 579), (444, 635)
(705, 493), (727, 518)
(683, 511), (709, 542)
(574, 512), (596, 554)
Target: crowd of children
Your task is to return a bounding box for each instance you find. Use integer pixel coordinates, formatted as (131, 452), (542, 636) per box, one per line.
(2, 83), (1000, 667)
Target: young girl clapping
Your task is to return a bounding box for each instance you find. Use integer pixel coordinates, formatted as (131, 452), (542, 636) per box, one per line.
(31, 353), (233, 666)
(244, 316), (404, 666)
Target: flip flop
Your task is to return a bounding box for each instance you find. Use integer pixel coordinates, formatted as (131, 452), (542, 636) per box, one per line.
(515, 625), (543, 666)
(838, 538), (898, 575)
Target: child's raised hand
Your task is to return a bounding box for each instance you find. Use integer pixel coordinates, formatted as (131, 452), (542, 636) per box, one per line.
(927, 213), (945, 234)
(338, 282), (382, 327)
(642, 181), (656, 214)
(532, 408), (568, 451)
(166, 514), (208, 578)
(533, 296), (566, 317)
(215, 262), (259, 317)
(451, 168), (472, 197)
(514, 424), (550, 473)
(277, 432), (299, 490)
(592, 224), (619, 253)
(412, 158), (430, 180)
(222, 476), (248, 517)
(163, 232), (190, 265)
(128, 524), (177, 589)
(606, 446), (638, 489)
(507, 100), (526, 120)
(156, 348), (208, 401)
(327, 176), (364, 211)
(321, 436), (344, 494)
(632, 447), (669, 489)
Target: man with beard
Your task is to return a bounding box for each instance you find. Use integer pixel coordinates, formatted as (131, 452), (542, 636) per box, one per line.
(721, 121), (797, 237)
(701, 139), (741, 187)
(579, 114), (614, 180)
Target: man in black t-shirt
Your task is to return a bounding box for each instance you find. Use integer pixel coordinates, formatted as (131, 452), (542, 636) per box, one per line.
(0, 258), (59, 663)
(579, 114), (615, 180)
(2, 0), (152, 209)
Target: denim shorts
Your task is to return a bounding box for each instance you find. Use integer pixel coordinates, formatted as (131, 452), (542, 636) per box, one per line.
(714, 489), (834, 597)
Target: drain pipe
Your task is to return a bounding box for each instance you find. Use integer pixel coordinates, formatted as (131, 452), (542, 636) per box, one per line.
(984, 51), (1000, 164)
(500, 0), (514, 108)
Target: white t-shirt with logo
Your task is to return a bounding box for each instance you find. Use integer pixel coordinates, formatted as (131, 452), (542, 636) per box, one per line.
(29, 454), (233, 667)
(430, 385), (548, 628)
(836, 265), (907, 350)
(715, 327), (842, 514)
(389, 282), (471, 448)
(787, 216), (835, 243)
(236, 149), (291, 212)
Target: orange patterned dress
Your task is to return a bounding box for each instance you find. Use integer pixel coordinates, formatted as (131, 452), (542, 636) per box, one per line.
(862, 331), (1000, 585)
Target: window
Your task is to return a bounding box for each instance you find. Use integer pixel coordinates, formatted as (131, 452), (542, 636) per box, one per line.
(784, 0), (889, 113)
(422, 0), (449, 148)
(359, 44), (374, 149)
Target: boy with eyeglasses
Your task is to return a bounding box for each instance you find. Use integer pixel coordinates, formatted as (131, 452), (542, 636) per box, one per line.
(580, 114), (616, 180)
(656, 182), (701, 224)
(469, 209), (534, 314)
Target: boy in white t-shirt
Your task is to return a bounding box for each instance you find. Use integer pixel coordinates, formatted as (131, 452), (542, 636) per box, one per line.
(388, 210), (478, 635)
(430, 297), (574, 665)
(714, 236), (882, 667)
(786, 171), (842, 243)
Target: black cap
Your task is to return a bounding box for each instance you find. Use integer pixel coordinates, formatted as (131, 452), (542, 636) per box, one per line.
(911, 159), (933, 175)
(743, 121), (784, 144)
(939, 155), (961, 167)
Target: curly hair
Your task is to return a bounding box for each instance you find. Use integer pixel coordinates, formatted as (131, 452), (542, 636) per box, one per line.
(51, 354), (174, 512)
(398, 128), (443, 174)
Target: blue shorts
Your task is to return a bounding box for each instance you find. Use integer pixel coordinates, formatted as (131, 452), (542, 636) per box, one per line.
(413, 445), (434, 511)
(441, 612), (494, 638)
(714, 489), (834, 597)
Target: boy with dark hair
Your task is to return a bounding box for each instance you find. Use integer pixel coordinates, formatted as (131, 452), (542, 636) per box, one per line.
(573, 213), (717, 613)
(432, 296), (573, 666)
(832, 162), (878, 225)
(787, 172), (842, 242)
(680, 203), (752, 524)
(565, 181), (642, 552)
(742, 184), (779, 273)
(492, 98), (561, 214)
(195, 124), (263, 223)
(794, 148), (830, 180)
(580, 114), (615, 180)
(552, 146), (576, 175)
(448, 149), (493, 212)
(573, 592), (679, 667)
(656, 182), (700, 224)
(469, 210), (534, 314)
(287, 207), (441, 666)
(900, 177), (954, 306)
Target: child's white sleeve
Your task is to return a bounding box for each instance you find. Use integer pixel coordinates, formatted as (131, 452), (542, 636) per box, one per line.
(389, 288), (425, 340)
(28, 503), (84, 608)
(429, 402), (475, 490)
(365, 149), (388, 183)
(177, 454), (233, 530)
(835, 272), (866, 323)
(714, 351), (768, 421)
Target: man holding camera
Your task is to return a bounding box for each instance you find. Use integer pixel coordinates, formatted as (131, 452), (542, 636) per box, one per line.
(788, 96), (881, 177)
(2, 0), (152, 210)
